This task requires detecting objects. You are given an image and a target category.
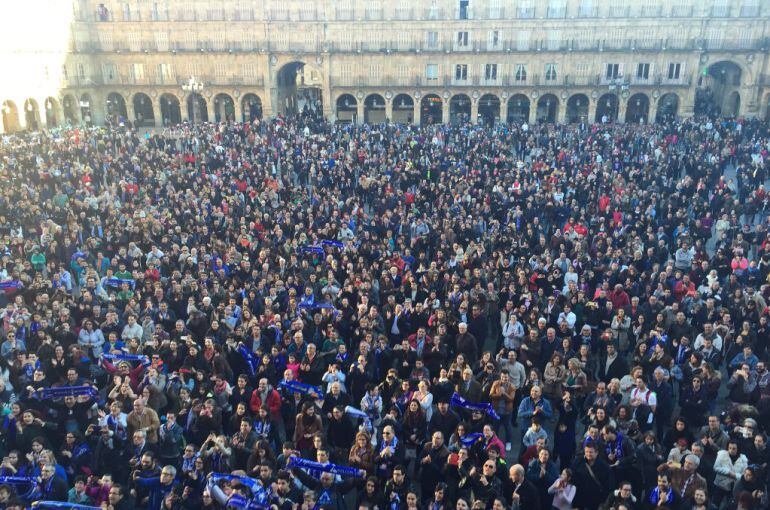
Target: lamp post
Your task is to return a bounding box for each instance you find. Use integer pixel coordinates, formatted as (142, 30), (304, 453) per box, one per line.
(181, 76), (204, 124)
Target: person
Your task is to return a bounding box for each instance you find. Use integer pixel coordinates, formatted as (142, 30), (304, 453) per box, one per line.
(643, 472), (679, 510)
(713, 440), (748, 508)
(507, 464), (540, 510)
(132, 465), (180, 510)
(663, 453), (707, 502)
(548, 468), (576, 510)
(526, 448), (558, 509)
(517, 386), (553, 431)
(571, 443), (614, 510)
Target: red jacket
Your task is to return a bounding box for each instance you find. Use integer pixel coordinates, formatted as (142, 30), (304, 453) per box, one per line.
(250, 388), (282, 416)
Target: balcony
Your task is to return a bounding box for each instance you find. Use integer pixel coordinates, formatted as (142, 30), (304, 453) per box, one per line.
(516, 7), (535, 19)
(658, 73), (692, 86)
(739, 5), (760, 17)
(336, 9), (354, 21)
(365, 8), (383, 20)
(297, 10), (317, 21)
(576, 7), (598, 17)
(422, 8), (445, 20)
(63, 75), (104, 88)
(639, 5), (662, 17)
(394, 8), (414, 20)
(670, 5), (694, 17)
(546, 7), (566, 18)
(711, 6), (731, 17)
(607, 6), (630, 17)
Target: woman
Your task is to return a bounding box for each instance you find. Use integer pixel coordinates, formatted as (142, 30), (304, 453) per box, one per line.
(448, 422), (471, 453)
(548, 468), (577, 510)
(355, 477), (384, 510)
(293, 402), (322, 453)
(502, 314), (525, 350)
(563, 358), (588, 399)
(415, 380), (434, 421)
(683, 488), (716, 510)
(662, 417), (693, 451)
(348, 431), (375, 475)
(543, 353), (567, 401)
(636, 432), (665, 491)
(443, 447), (473, 504)
(402, 400), (427, 456)
(611, 308), (632, 353)
(253, 406), (279, 451)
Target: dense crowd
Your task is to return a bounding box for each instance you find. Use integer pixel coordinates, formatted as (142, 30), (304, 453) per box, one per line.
(0, 109), (769, 510)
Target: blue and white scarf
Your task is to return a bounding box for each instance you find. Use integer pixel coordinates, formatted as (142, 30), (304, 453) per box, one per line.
(450, 392), (501, 420)
(35, 386), (99, 400)
(288, 457), (364, 478)
(279, 380), (322, 397)
(606, 432), (624, 460)
(104, 278), (135, 289)
(103, 353), (151, 366)
(649, 486), (674, 505)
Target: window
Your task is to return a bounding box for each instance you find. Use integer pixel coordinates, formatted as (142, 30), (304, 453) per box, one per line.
(485, 64), (498, 80)
(369, 64), (382, 80)
(609, 0), (629, 17)
(706, 28), (723, 50)
(397, 64), (409, 84)
(242, 64), (257, 79)
(155, 32), (169, 52)
(578, 0), (595, 17)
(455, 64), (468, 80)
(62, 65), (68, 80)
(158, 63), (174, 83)
(636, 63), (650, 79)
(127, 32), (141, 52)
(121, 3), (131, 21)
(132, 63), (145, 80)
(517, 0), (535, 18)
(516, 31), (530, 51)
(737, 30), (753, 49)
(456, 31), (469, 48)
(640, 1), (659, 16)
(102, 63), (116, 81)
(99, 32), (113, 51)
(547, 30), (561, 51)
(574, 63), (590, 76)
(488, 0), (502, 18)
(712, 0), (730, 16)
(667, 62), (681, 80)
(545, 63), (557, 81)
(671, 0), (692, 17)
(426, 63), (439, 81)
(547, 0), (566, 18)
(605, 63), (621, 80)
(459, 0), (469, 19)
(396, 32), (410, 50)
(515, 64), (527, 81)
(426, 31), (439, 48)
(575, 29), (593, 50)
(488, 30), (500, 49)
(740, 0), (759, 17)
(77, 63), (85, 78)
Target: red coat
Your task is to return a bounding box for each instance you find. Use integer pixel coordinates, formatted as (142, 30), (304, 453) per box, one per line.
(250, 388), (282, 417)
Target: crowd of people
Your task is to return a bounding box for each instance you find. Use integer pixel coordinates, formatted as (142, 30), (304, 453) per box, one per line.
(0, 109), (769, 510)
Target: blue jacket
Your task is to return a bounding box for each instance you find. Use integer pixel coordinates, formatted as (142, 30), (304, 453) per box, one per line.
(517, 396), (554, 424)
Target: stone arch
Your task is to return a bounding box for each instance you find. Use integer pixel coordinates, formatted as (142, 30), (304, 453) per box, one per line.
(186, 92), (208, 123)
(105, 92), (128, 124)
(335, 93), (357, 123)
(132, 92), (155, 127)
(44, 97), (60, 128)
(725, 91), (740, 117)
(449, 94), (471, 125)
(241, 93), (263, 122)
(625, 93), (650, 124)
(596, 93), (619, 123)
(421, 94), (443, 125)
(392, 93), (414, 124)
(566, 94), (589, 123)
(536, 94), (559, 123)
(80, 93), (94, 124)
(655, 93), (679, 123)
(213, 93), (235, 123)
(364, 93), (386, 123)
(478, 93), (500, 125)
(507, 94), (530, 123)
(160, 93), (182, 126)
(274, 61), (323, 115)
(61, 94), (78, 125)
(1, 100), (20, 133)
(23, 99), (41, 131)
(696, 60), (745, 117)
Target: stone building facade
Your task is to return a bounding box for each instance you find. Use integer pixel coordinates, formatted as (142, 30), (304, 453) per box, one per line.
(2, 0), (770, 132)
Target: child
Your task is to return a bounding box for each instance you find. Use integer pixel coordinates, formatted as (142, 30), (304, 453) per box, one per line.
(523, 417), (549, 448)
(68, 475), (92, 505)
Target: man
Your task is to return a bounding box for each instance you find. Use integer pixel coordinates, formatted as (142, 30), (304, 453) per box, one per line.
(601, 425), (638, 488)
(106, 484), (133, 510)
(456, 367), (482, 404)
(525, 448), (558, 508)
(643, 472), (679, 510)
(417, 431), (450, 503)
(127, 398), (160, 444)
(571, 443), (614, 510)
(374, 425), (405, 477)
(599, 343), (629, 383)
(663, 453), (707, 501)
(133, 465), (180, 510)
(37, 463), (69, 501)
(507, 464), (540, 510)
(679, 376), (709, 428)
(383, 465), (410, 507)
(698, 415), (729, 451)
(428, 400), (460, 442)
(517, 386), (553, 430)
(455, 322), (479, 365)
(157, 412), (184, 468)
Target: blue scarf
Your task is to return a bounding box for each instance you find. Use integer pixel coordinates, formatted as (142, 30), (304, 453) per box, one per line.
(288, 457), (364, 478)
(0, 280), (23, 290)
(279, 380), (322, 397)
(31, 502), (102, 510)
(460, 432), (484, 446)
(103, 353), (150, 366)
(450, 392), (501, 420)
(649, 486), (674, 505)
(606, 432), (624, 460)
(107, 414), (127, 440)
(237, 344), (259, 376)
(104, 278), (135, 289)
(36, 386), (98, 400)
(379, 435), (399, 457)
(299, 245), (324, 254)
(321, 239), (344, 249)
(254, 419), (271, 439)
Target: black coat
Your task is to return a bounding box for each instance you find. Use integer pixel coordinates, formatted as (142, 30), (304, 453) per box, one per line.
(571, 457), (615, 510)
(598, 355), (629, 383)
